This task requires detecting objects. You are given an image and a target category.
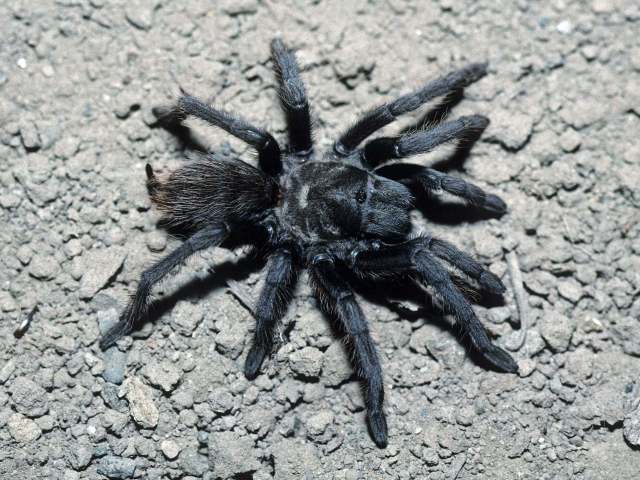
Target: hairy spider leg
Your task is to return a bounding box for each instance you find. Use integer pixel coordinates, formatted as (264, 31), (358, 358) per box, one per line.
(153, 94), (282, 176)
(99, 225), (228, 350)
(357, 114), (503, 213)
(310, 260), (388, 448)
(361, 115), (488, 168)
(378, 162), (506, 215)
(244, 249), (298, 380)
(352, 238), (518, 373)
(271, 38), (313, 157)
(333, 63), (488, 157)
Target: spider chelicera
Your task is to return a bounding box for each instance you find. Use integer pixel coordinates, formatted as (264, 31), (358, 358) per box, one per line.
(100, 38), (518, 448)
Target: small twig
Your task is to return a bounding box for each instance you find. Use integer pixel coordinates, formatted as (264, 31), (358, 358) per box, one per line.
(226, 279), (255, 316)
(506, 251), (528, 353)
(452, 455), (467, 479)
(14, 305), (38, 339)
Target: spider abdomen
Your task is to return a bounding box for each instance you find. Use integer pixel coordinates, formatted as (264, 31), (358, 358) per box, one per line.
(147, 155), (278, 230)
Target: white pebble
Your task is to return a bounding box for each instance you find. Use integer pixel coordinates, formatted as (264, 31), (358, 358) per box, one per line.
(556, 20), (572, 34)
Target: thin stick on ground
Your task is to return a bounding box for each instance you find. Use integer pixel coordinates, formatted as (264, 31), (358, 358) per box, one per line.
(226, 279), (255, 316)
(452, 455), (468, 479)
(506, 250), (528, 353)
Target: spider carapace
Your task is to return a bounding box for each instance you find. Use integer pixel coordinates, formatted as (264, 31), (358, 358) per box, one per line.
(100, 38), (518, 448)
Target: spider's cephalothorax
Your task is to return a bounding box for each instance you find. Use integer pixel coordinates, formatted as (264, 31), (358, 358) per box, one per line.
(100, 39), (518, 448)
(279, 161), (413, 242)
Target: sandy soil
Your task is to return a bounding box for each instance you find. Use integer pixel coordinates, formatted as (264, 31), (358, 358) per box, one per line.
(2, 0), (640, 478)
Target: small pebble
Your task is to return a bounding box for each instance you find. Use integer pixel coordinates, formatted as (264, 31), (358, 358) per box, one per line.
(124, 377), (158, 429)
(556, 20), (572, 34)
(160, 439), (181, 459)
(97, 456), (136, 479)
(142, 362), (182, 393)
(102, 348), (127, 385)
(146, 231), (166, 252)
(559, 128), (582, 152)
(7, 413), (41, 443)
(289, 346), (323, 378)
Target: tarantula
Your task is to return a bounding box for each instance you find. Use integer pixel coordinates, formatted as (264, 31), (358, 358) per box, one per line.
(100, 39), (518, 448)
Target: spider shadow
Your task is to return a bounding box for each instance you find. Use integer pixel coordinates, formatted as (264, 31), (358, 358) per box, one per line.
(136, 232), (265, 336)
(149, 105), (209, 154)
(345, 272), (509, 373)
(396, 88), (486, 174)
(397, 88), (464, 136)
(378, 161), (503, 226)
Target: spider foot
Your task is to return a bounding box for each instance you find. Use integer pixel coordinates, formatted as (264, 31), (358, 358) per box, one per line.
(480, 344), (518, 373)
(244, 342), (270, 380)
(483, 193), (507, 215)
(479, 270), (506, 295)
(367, 410), (388, 448)
(99, 321), (129, 351)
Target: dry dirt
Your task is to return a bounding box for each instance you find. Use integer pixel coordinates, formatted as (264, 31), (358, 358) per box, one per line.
(2, 0), (640, 479)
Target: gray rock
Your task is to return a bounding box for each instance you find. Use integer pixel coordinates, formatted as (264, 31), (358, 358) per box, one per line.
(78, 247), (127, 300)
(455, 407), (474, 426)
(102, 348), (127, 385)
(422, 447), (440, 466)
(171, 300), (204, 336)
(207, 431), (261, 478)
(321, 341), (352, 386)
(7, 413), (41, 443)
(124, 377), (158, 428)
(487, 110), (533, 150)
(160, 439), (181, 460)
(0, 291), (18, 312)
(624, 403), (640, 447)
(97, 308), (120, 335)
(97, 456), (136, 479)
(125, 1), (154, 30)
(539, 312), (576, 352)
(0, 359), (16, 384)
(559, 100), (606, 130)
(179, 447), (209, 477)
(66, 443), (93, 470)
(102, 409), (129, 435)
(145, 231), (166, 252)
(413, 323), (466, 370)
(289, 346), (323, 378)
(215, 318), (246, 359)
(142, 361), (181, 392)
(9, 376), (48, 417)
(35, 414), (55, 432)
(273, 438), (321, 479)
(525, 271), (556, 296)
(53, 135), (79, 159)
(20, 120), (41, 150)
(557, 279), (585, 304)
(208, 387), (235, 414)
(559, 128), (581, 152)
(182, 355), (232, 403)
(307, 410), (334, 436)
(591, 0), (615, 14)
(29, 254), (61, 280)
(0, 408), (12, 428)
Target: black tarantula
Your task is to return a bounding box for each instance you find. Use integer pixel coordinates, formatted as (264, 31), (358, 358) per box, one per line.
(100, 39), (518, 448)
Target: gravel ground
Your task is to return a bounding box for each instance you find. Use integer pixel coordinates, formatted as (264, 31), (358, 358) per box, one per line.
(2, 0), (640, 479)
